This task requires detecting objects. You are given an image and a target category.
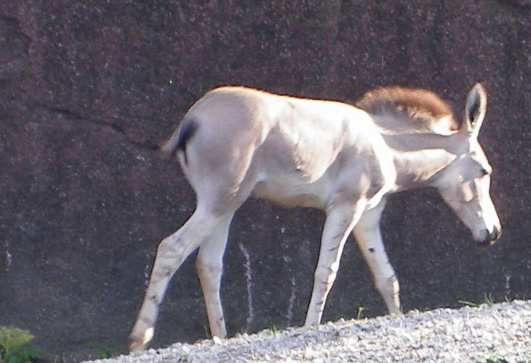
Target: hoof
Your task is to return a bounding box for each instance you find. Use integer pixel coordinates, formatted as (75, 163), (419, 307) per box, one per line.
(129, 327), (154, 352)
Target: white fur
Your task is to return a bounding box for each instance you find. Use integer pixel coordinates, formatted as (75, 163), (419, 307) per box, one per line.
(130, 84), (501, 351)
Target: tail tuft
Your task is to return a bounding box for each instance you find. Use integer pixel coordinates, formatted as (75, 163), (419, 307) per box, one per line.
(160, 120), (199, 164)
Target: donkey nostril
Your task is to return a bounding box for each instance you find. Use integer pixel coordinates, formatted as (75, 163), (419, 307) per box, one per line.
(479, 226), (501, 247)
(479, 227), (501, 247)
(492, 225), (502, 241)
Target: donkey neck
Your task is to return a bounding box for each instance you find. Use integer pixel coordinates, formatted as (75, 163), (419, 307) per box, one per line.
(383, 131), (465, 191)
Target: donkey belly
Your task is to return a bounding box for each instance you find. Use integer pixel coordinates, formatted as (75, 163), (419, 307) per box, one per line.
(252, 174), (329, 209)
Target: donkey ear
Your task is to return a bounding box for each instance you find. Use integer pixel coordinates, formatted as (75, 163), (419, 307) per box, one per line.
(462, 82), (487, 139)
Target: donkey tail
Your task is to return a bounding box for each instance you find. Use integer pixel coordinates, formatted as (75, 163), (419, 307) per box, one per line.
(160, 119), (199, 164)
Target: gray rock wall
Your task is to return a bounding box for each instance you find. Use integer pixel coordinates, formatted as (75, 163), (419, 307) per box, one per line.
(1, 0), (529, 360)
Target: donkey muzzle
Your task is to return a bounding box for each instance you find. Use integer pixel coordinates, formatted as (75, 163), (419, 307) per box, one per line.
(478, 225), (502, 247)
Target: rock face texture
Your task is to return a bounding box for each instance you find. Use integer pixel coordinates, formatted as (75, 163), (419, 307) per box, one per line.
(0, 0), (529, 360)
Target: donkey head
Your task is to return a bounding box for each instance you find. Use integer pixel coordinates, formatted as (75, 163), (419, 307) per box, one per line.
(437, 83), (502, 246)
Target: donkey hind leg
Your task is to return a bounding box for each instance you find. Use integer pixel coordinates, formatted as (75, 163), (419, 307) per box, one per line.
(195, 213), (234, 339)
(304, 201), (366, 327)
(353, 201), (401, 314)
(129, 209), (230, 352)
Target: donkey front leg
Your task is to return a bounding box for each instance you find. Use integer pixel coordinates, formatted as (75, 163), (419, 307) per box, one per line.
(129, 210), (226, 352)
(195, 214), (234, 339)
(304, 202), (365, 327)
(353, 202), (401, 314)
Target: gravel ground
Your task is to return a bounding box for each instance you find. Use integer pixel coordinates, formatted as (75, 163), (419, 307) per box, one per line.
(87, 300), (531, 363)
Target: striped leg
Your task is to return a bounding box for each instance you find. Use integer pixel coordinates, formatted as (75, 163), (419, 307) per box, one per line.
(353, 200), (401, 314)
(195, 214), (233, 339)
(129, 209), (226, 352)
(304, 202), (364, 326)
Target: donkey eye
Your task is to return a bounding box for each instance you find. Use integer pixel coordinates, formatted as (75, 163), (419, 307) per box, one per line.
(480, 167), (490, 176)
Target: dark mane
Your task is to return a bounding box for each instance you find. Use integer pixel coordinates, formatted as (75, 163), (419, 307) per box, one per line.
(355, 86), (460, 134)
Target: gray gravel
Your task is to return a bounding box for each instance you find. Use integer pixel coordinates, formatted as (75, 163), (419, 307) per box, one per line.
(87, 300), (531, 363)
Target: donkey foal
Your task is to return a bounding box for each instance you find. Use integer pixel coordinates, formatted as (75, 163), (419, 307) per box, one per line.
(129, 83), (501, 351)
